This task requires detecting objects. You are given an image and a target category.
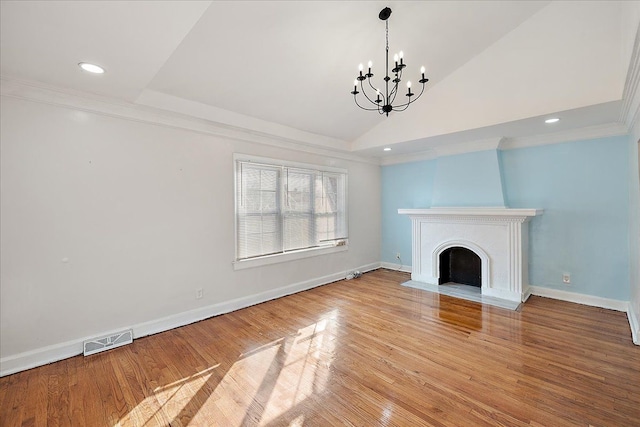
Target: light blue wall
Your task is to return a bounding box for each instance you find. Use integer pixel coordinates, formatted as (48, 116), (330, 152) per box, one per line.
(432, 149), (505, 207)
(381, 160), (435, 265)
(381, 136), (630, 301)
(501, 137), (629, 300)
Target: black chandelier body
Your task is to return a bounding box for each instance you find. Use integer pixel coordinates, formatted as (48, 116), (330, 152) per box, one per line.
(351, 7), (428, 116)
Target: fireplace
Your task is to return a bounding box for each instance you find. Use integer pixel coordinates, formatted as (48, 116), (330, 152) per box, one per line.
(439, 247), (481, 287)
(398, 208), (542, 302)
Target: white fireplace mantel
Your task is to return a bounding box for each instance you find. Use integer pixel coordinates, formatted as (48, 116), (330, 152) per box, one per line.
(398, 207), (542, 302)
(398, 207), (543, 220)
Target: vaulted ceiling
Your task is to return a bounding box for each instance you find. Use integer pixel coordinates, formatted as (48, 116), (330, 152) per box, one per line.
(1, 1), (638, 160)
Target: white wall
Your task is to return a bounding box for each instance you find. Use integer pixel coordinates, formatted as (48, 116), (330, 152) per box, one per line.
(629, 117), (640, 344)
(0, 95), (381, 373)
(623, 2), (640, 344)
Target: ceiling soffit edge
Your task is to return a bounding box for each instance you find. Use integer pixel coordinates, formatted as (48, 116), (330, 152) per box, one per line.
(0, 77), (380, 166)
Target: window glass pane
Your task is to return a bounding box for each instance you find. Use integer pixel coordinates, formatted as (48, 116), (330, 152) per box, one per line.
(286, 169), (313, 212)
(261, 191), (277, 211)
(284, 169), (314, 251)
(284, 214), (312, 251)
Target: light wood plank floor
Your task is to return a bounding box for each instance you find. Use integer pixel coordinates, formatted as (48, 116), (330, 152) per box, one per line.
(1, 269), (639, 426)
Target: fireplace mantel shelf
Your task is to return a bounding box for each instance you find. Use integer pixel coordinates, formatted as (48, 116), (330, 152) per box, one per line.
(398, 207), (543, 218)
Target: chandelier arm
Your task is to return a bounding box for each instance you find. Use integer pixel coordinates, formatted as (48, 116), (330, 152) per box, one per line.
(411, 83), (426, 101)
(390, 67), (404, 103)
(389, 81), (398, 97)
(393, 103), (411, 112)
(367, 78), (380, 96)
(353, 95), (386, 111)
(391, 83), (426, 110)
(391, 68), (402, 98)
(389, 81), (400, 105)
(358, 81), (382, 107)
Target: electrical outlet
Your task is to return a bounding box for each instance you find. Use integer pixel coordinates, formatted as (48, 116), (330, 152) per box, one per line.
(196, 288), (203, 299)
(562, 273), (571, 284)
(396, 252), (401, 260)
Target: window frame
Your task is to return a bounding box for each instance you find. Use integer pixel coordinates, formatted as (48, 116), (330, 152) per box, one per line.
(233, 154), (348, 270)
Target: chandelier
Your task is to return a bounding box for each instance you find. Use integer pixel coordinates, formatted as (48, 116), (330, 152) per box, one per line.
(351, 7), (428, 116)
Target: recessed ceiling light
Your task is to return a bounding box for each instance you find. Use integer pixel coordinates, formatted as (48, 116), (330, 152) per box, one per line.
(545, 117), (560, 124)
(383, 147), (392, 151)
(78, 62), (105, 74)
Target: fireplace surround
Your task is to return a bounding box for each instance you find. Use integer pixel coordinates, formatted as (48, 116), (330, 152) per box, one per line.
(398, 208), (542, 302)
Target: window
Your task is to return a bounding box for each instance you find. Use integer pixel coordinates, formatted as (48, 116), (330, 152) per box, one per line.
(235, 155), (347, 267)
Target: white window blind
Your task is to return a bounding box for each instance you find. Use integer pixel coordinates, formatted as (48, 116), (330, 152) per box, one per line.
(236, 158), (347, 261)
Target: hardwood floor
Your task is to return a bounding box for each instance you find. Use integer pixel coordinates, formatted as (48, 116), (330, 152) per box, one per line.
(1, 269), (639, 426)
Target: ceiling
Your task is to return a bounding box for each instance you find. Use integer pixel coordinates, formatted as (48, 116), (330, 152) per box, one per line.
(1, 1), (638, 160)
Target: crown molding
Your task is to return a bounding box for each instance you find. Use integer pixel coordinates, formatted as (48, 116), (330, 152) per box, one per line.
(0, 77), (380, 166)
(621, 22), (640, 127)
(500, 122), (628, 150)
(433, 137), (506, 158)
(135, 89), (348, 152)
(379, 149), (437, 166)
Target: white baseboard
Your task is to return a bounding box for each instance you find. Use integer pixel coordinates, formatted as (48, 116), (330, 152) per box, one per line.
(357, 262), (384, 274)
(529, 286), (628, 312)
(628, 302), (640, 345)
(380, 261), (412, 273)
(0, 262), (380, 377)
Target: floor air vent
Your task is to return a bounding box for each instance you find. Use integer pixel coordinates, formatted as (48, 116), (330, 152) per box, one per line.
(83, 329), (133, 356)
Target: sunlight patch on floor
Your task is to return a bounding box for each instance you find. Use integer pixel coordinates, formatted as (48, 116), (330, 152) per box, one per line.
(258, 313), (336, 425)
(116, 311), (339, 426)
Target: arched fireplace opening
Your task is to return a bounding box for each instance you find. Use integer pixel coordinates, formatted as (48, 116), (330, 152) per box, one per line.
(439, 247), (481, 287)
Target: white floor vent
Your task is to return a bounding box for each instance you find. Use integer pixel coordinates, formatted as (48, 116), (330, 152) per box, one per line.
(83, 329), (133, 356)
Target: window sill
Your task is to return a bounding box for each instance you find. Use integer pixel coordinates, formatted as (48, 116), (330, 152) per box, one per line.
(233, 244), (348, 271)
